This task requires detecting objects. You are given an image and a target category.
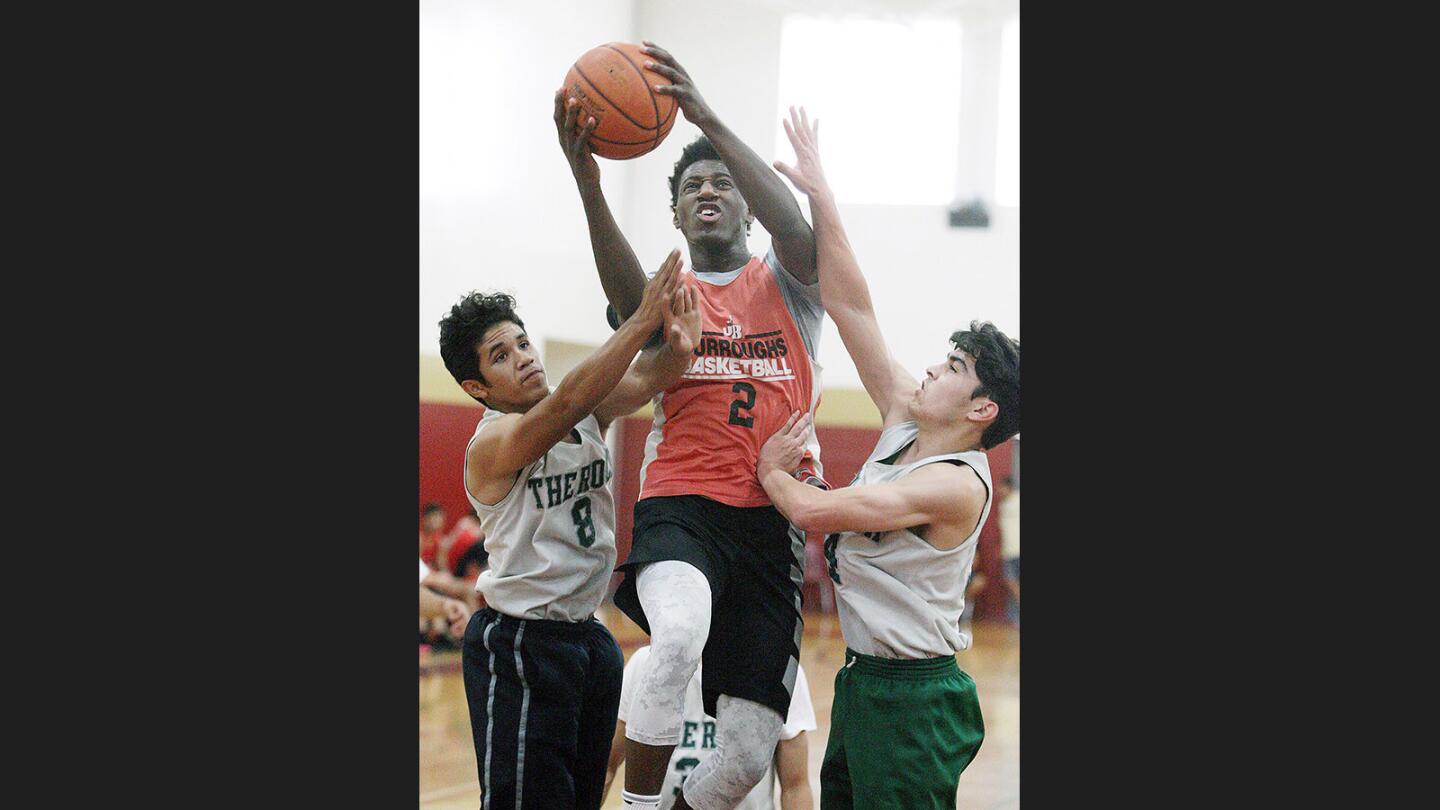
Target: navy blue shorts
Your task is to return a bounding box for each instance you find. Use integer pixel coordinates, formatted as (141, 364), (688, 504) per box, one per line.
(460, 608), (624, 810)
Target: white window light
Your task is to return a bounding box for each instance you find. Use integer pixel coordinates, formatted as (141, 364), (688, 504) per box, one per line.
(994, 16), (1019, 208)
(775, 15), (962, 206)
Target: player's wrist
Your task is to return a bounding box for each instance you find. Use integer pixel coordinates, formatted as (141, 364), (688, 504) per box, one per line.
(575, 172), (604, 195)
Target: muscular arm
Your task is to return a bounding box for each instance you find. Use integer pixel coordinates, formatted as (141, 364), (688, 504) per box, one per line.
(467, 253), (682, 488)
(642, 42), (817, 284)
(594, 280), (700, 432)
(554, 90), (649, 321)
(775, 732), (814, 810)
(593, 344), (690, 433)
(775, 108), (916, 424)
(758, 461), (985, 542)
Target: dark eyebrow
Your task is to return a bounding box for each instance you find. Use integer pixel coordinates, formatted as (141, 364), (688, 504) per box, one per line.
(486, 332), (523, 360)
(683, 172), (732, 185)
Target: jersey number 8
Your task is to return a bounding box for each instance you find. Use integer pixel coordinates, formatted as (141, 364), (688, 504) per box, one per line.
(571, 496), (596, 548)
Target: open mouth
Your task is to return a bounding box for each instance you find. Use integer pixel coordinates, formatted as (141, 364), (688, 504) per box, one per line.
(696, 203), (721, 223)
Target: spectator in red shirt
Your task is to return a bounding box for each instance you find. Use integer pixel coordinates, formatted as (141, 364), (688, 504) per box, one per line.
(440, 509), (488, 579)
(419, 503), (446, 569)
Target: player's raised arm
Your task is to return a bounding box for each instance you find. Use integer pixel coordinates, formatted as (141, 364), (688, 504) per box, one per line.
(594, 272), (700, 433)
(554, 88), (650, 321)
(774, 106), (918, 425)
(642, 41), (817, 284)
(468, 252), (684, 484)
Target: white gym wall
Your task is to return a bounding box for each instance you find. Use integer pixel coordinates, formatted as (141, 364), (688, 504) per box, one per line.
(421, 0), (1019, 391)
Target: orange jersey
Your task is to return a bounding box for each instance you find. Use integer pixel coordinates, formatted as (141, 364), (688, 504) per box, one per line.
(638, 251), (824, 507)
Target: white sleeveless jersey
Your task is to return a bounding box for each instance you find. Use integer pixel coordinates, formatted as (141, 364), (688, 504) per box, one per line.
(826, 421), (993, 658)
(464, 408), (617, 621)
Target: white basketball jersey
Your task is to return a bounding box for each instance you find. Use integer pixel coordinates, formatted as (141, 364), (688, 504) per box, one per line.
(827, 421), (993, 658)
(464, 408), (617, 621)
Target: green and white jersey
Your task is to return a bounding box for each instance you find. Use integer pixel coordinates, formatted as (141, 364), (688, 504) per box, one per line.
(617, 646), (817, 810)
(464, 407), (616, 621)
(826, 421), (993, 658)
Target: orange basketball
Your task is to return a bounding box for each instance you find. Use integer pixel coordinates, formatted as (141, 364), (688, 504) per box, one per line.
(562, 42), (678, 160)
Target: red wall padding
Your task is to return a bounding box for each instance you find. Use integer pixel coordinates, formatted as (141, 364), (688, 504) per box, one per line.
(418, 402), (486, 533)
(421, 404), (1013, 619)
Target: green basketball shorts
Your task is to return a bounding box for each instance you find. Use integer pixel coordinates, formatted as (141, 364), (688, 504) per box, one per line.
(820, 648), (985, 810)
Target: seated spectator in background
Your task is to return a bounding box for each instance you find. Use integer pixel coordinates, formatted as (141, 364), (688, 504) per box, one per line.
(440, 509), (488, 579)
(420, 557), (472, 650)
(997, 476), (1019, 622)
(420, 530), (486, 651)
(603, 645), (816, 810)
(419, 502), (447, 569)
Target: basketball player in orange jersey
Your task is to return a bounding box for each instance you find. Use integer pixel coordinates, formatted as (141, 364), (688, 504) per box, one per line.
(556, 41), (823, 810)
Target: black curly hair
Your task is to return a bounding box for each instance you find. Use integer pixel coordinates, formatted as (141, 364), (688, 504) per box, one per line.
(667, 134), (723, 210)
(438, 292), (526, 401)
(949, 321), (1020, 450)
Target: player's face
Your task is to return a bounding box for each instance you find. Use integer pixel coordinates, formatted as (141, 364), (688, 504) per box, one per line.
(913, 349), (987, 422)
(474, 321), (547, 410)
(673, 159), (751, 244)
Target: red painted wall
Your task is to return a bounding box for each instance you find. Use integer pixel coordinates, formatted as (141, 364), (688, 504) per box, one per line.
(418, 402), (486, 534)
(420, 404), (1014, 620)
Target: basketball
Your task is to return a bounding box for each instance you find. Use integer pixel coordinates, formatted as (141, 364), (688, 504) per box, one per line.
(562, 42), (678, 160)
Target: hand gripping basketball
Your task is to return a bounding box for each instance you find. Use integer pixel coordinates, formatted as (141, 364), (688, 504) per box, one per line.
(554, 88), (600, 186)
(640, 41), (716, 127)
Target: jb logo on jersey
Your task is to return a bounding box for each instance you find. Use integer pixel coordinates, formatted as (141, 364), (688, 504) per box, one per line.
(722, 319), (742, 339)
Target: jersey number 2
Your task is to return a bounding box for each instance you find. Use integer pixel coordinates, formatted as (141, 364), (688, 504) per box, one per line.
(571, 496), (596, 548)
(728, 382), (756, 428)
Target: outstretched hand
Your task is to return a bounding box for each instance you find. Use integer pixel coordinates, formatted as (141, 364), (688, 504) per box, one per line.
(773, 106), (828, 197)
(663, 276), (701, 357)
(554, 88), (600, 185)
(758, 410), (813, 478)
(633, 249), (685, 330)
(641, 41), (715, 127)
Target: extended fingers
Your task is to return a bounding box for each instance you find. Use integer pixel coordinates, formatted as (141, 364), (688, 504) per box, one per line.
(787, 106), (819, 146)
(563, 97), (579, 136)
(777, 410), (801, 435)
(787, 412), (811, 440)
(644, 60), (684, 83)
(674, 282), (695, 315)
(653, 249), (682, 291)
(782, 112), (813, 154)
(641, 41), (680, 69)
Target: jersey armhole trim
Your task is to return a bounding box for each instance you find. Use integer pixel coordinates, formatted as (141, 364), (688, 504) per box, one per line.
(464, 425), (532, 511)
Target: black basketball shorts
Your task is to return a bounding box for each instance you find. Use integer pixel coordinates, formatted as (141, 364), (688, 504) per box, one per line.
(614, 494), (807, 720)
